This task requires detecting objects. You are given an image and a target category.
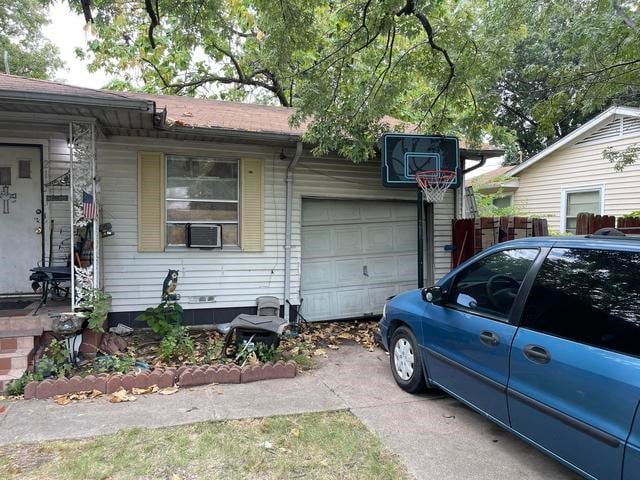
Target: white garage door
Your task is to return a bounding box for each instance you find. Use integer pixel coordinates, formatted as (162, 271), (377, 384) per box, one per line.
(301, 199), (418, 321)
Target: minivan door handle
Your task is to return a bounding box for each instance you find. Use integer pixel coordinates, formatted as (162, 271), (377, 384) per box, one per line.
(523, 345), (550, 364)
(480, 331), (499, 346)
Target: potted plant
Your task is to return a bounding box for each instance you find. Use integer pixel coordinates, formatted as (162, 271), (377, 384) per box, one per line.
(78, 288), (112, 355)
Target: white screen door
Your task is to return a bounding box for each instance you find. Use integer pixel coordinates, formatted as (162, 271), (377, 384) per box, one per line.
(0, 146), (42, 294)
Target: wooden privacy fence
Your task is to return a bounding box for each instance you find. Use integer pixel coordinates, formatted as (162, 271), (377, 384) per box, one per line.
(576, 213), (640, 234)
(451, 217), (549, 267)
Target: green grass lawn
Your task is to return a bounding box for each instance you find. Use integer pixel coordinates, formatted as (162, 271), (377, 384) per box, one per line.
(0, 411), (408, 480)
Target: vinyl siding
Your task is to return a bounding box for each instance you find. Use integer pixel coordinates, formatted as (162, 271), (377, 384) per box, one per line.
(98, 137), (455, 313)
(0, 121), (455, 315)
(513, 129), (640, 233)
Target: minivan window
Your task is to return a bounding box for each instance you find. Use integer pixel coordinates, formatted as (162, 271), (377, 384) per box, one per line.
(448, 249), (539, 320)
(521, 248), (640, 357)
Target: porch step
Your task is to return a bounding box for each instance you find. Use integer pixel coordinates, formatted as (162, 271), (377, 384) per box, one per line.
(0, 350), (32, 371)
(0, 313), (51, 334)
(0, 335), (35, 354)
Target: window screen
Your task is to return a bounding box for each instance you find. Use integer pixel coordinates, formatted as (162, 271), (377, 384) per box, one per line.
(18, 160), (31, 178)
(521, 248), (640, 357)
(448, 248), (539, 319)
(166, 156), (239, 246)
(565, 190), (600, 233)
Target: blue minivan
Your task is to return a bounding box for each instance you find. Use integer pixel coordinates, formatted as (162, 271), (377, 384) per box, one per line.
(379, 233), (640, 480)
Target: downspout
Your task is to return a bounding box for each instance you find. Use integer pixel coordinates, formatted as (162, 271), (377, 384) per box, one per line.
(284, 141), (303, 322)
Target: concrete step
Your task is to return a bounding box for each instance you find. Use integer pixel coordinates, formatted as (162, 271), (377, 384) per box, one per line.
(0, 314), (51, 334)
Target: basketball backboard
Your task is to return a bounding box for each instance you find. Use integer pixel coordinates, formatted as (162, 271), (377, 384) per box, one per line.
(381, 134), (460, 188)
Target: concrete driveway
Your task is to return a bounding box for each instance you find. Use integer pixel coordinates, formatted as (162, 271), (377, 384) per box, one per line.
(0, 344), (581, 480)
(315, 346), (581, 480)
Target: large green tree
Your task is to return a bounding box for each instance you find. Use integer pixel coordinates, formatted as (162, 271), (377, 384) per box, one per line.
(0, 0), (62, 79)
(63, 0), (638, 162)
(496, 0), (640, 163)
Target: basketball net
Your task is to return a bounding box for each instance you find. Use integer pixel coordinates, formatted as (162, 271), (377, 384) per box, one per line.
(415, 170), (457, 203)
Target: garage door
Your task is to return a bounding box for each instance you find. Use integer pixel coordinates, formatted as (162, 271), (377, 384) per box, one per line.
(301, 199), (418, 321)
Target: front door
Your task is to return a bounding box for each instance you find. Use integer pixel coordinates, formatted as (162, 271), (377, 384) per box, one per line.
(508, 247), (640, 480)
(422, 248), (539, 426)
(0, 146), (42, 294)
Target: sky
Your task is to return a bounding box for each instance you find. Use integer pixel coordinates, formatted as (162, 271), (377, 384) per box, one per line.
(41, 2), (504, 175)
(42, 2), (111, 89)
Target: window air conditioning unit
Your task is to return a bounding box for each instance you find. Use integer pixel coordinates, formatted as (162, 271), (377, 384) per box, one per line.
(187, 224), (222, 248)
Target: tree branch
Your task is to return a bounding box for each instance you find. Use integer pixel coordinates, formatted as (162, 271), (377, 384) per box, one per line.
(144, 0), (160, 49)
(396, 0), (456, 125)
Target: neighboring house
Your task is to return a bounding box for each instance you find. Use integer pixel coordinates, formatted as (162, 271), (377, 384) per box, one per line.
(474, 106), (640, 233)
(0, 73), (500, 325)
(469, 166), (517, 210)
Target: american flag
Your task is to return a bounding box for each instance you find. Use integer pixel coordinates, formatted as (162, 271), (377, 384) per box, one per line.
(82, 190), (97, 219)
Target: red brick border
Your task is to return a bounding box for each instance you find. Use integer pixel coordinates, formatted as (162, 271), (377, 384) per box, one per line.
(23, 361), (297, 400)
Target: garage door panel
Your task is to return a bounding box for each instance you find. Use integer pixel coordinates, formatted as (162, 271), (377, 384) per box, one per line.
(301, 199), (418, 321)
(335, 259), (365, 286)
(334, 227), (364, 256)
(394, 224), (416, 251)
(393, 202), (417, 220)
(331, 202), (362, 222)
(368, 286), (398, 314)
(366, 257), (397, 283)
(301, 260), (334, 289)
(302, 228), (333, 258)
(302, 291), (336, 320)
(302, 202), (331, 225)
(397, 254), (418, 279)
(365, 225), (396, 253)
(336, 288), (367, 315)
(362, 203), (394, 221)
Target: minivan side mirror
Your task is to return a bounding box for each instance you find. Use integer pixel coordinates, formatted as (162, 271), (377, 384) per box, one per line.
(422, 286), (444, 305)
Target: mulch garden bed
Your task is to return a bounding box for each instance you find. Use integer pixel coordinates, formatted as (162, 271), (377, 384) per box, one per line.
(1, 319), (381, 404)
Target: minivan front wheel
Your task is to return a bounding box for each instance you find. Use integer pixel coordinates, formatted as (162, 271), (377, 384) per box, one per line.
(390, 326), (426, 393)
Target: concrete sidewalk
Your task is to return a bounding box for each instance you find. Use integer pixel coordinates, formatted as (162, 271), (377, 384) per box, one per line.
(0, 345), (580, 480)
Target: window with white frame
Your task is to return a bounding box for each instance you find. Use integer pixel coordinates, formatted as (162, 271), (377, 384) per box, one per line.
(166, 155), (239, 246)
(564, 189), (602, 233)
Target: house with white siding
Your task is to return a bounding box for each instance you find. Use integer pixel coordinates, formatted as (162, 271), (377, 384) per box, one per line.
(0, 73), (501, 328)
(475, 106), (640, 233)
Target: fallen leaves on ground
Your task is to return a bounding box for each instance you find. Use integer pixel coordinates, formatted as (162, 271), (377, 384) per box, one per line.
(0, 405), (6, 414)
(109, 388), (137, 403)
(131, 385), (159, 395)
(158, 386), (179, 395)
(121, 319), (381, 371)
(53, 390), (103, 405)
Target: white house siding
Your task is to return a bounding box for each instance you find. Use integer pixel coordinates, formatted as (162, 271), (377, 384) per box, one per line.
(513, 130), (640, 233)
(0, 122), (71, 266)
(0, 120), (456, 316)
(98, 138), (455, 314)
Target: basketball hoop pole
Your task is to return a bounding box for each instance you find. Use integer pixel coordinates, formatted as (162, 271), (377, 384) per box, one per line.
(417, 187), (424, 289)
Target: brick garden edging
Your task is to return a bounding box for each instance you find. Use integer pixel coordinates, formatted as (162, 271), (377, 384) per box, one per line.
(23, 361), (297, 400)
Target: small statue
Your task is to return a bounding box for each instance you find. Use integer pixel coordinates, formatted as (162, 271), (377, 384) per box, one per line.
(162, 269), (179, 301)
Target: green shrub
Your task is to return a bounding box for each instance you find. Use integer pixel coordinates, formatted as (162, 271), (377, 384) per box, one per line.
(235, 342), (281, 365)
(93, 354), (135, 374)
(136, 301), (183, 337)
(36, 339), (72, 378)
(159, 325), (194, 362)
(5, 371), (44, 396)
(79, 288), (112, 332)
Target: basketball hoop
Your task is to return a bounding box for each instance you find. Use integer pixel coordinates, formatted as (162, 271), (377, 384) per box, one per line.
(415, 170), (457, 203)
